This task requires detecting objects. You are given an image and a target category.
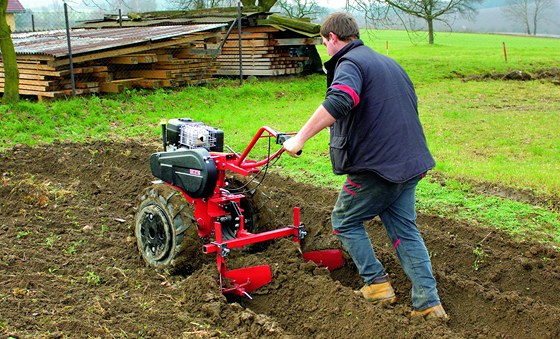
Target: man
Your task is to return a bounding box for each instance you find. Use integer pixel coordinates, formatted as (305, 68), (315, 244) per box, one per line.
(283, 12), (447, 319)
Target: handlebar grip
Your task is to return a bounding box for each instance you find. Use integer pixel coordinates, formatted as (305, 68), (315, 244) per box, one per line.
(277, 134), (302, 156)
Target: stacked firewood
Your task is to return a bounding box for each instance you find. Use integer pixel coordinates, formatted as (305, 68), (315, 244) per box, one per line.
(214, 25), (321, 76)
(1, 27), (222, 100)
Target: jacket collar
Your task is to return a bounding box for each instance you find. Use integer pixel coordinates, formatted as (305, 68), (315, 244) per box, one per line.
(324, 39), (364, 72)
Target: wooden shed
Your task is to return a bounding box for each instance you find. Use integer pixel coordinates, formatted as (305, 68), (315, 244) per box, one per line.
(78, 10), (324, 77)
(2, 9), (324, 100)
(3, 24), (225, 100)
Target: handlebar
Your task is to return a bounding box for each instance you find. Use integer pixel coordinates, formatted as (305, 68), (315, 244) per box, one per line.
(235, 126), (291, 169)
(210, 126), (301, 175)
(277, 133), (303, 157)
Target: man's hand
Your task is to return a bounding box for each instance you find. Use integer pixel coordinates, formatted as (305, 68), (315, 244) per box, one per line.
(283, 136), (303, 158)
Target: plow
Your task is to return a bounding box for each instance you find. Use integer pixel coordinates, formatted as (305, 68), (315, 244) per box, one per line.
(135, 118), (344, 297)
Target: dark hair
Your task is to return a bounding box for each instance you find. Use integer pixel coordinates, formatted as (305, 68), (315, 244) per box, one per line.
(320, 12), (360, 41)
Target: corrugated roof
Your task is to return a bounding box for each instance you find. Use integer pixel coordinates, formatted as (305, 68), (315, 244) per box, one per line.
(8, 0), (25, 13)
(11, 24), (225, 58)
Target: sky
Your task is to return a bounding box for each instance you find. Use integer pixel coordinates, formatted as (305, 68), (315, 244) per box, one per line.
(17, 0), (55, 10)
(16, 0), (34, 9)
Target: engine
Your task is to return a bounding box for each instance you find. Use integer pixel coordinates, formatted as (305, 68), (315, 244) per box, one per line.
(149, 118), (224, 198)
(166, 118), (224, 152)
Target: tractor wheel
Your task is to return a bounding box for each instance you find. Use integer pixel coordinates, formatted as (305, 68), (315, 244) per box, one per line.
(135, 183), (201, 273)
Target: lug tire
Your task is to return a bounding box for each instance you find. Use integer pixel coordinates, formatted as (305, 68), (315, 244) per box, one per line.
(135, 184), (201, 273)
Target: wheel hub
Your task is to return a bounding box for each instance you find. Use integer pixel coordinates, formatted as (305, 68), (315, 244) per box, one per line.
(139, 205), (172, 261)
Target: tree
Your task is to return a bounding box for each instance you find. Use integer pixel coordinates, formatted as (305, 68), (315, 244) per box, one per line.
(275, 0), (325, 19)
(350, 0), (483, 44)
(168, 0), (278, 11)
(506, 0), (531, 34)
(82, 0), (159, 12)
(241, 0), (278, 11)
(503, 0), (556, 35)
(0, 0), (19, 104)
(168, 0), (234, 10)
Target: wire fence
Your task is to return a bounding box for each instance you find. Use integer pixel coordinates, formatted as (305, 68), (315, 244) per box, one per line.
(11, 4), (245, 98)
(14, 5), (105, 33)
(8, 4), (321, 99)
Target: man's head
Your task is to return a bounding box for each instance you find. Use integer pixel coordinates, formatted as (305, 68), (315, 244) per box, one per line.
(320, 12), (360, 56)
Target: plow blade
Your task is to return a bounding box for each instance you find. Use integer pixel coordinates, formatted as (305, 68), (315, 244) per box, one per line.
(303, 249), (344, 270)
(222, 265), (272, 296)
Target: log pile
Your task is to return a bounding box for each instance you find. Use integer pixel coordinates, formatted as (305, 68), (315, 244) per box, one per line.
(2, 12), (324, 99)
(101, 44), (219, 93)
(71, 11), (324, 79)
(213, 14), (323, 77)
(2, 26), (223, 100)
(214, 26), (321, 76)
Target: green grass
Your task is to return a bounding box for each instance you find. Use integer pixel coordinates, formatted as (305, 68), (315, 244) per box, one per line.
(356, 30), (560, 83)
(417, 179), (560, 244)
(0, 30), (558, 248)
(419, 80), (560, 196)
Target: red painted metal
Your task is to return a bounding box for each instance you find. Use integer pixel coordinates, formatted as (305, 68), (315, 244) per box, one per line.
(170, 126), (343, 296)
(203, 223), (302, 254)
(222, 265), (272, 296)
(302, 249), (345, 271)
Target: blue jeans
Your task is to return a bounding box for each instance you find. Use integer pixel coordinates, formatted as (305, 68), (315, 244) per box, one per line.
(331, 171), (441, 311)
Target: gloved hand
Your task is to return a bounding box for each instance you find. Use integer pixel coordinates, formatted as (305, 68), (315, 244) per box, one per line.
(283, 136), (303, 158)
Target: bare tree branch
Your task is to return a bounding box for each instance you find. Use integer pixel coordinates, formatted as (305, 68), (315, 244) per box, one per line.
(503, 0), (557, 35)
(350, 0), (482, 44)
(276, 0), (325, 19)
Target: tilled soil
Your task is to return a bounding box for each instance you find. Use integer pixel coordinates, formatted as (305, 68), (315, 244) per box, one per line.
(1, 141), (559, 338)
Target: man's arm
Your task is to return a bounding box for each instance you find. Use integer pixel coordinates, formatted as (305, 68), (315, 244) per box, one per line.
(283, 104), (336, 157)
(283, 60), (361, 157)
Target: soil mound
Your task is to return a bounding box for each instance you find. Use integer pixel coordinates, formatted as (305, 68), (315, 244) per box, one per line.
(1, 141), (558, 338)
(461, 67), (560, 84)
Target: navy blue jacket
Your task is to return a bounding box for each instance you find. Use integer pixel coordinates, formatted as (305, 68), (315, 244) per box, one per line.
(322, 39), (435, 183)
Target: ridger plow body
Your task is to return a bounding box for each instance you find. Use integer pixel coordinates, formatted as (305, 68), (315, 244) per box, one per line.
(135, 118), (344, 297)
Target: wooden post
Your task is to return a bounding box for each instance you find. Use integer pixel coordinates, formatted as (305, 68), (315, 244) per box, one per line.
(64, 3), (76, 97)
(238, 1), (243, 85)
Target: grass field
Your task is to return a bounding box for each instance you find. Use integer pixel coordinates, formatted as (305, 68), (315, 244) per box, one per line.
(1, 30), (559, 246)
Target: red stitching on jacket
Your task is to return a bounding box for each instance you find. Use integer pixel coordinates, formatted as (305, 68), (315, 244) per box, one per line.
(331, 84), (360, 108)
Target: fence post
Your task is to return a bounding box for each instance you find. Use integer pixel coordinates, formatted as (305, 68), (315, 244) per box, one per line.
(31, 14), (35, 32)
(64, 3), (76, 97)
(119, 9), (122, 28)
(238, 1), (243, 85)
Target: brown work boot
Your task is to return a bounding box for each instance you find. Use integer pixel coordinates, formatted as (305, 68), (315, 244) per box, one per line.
(411, 304), (449, 320)
(355, 281), (397, 304)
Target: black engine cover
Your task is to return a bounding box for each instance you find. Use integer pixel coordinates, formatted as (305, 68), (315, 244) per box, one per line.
(150, 148), (217, 198)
